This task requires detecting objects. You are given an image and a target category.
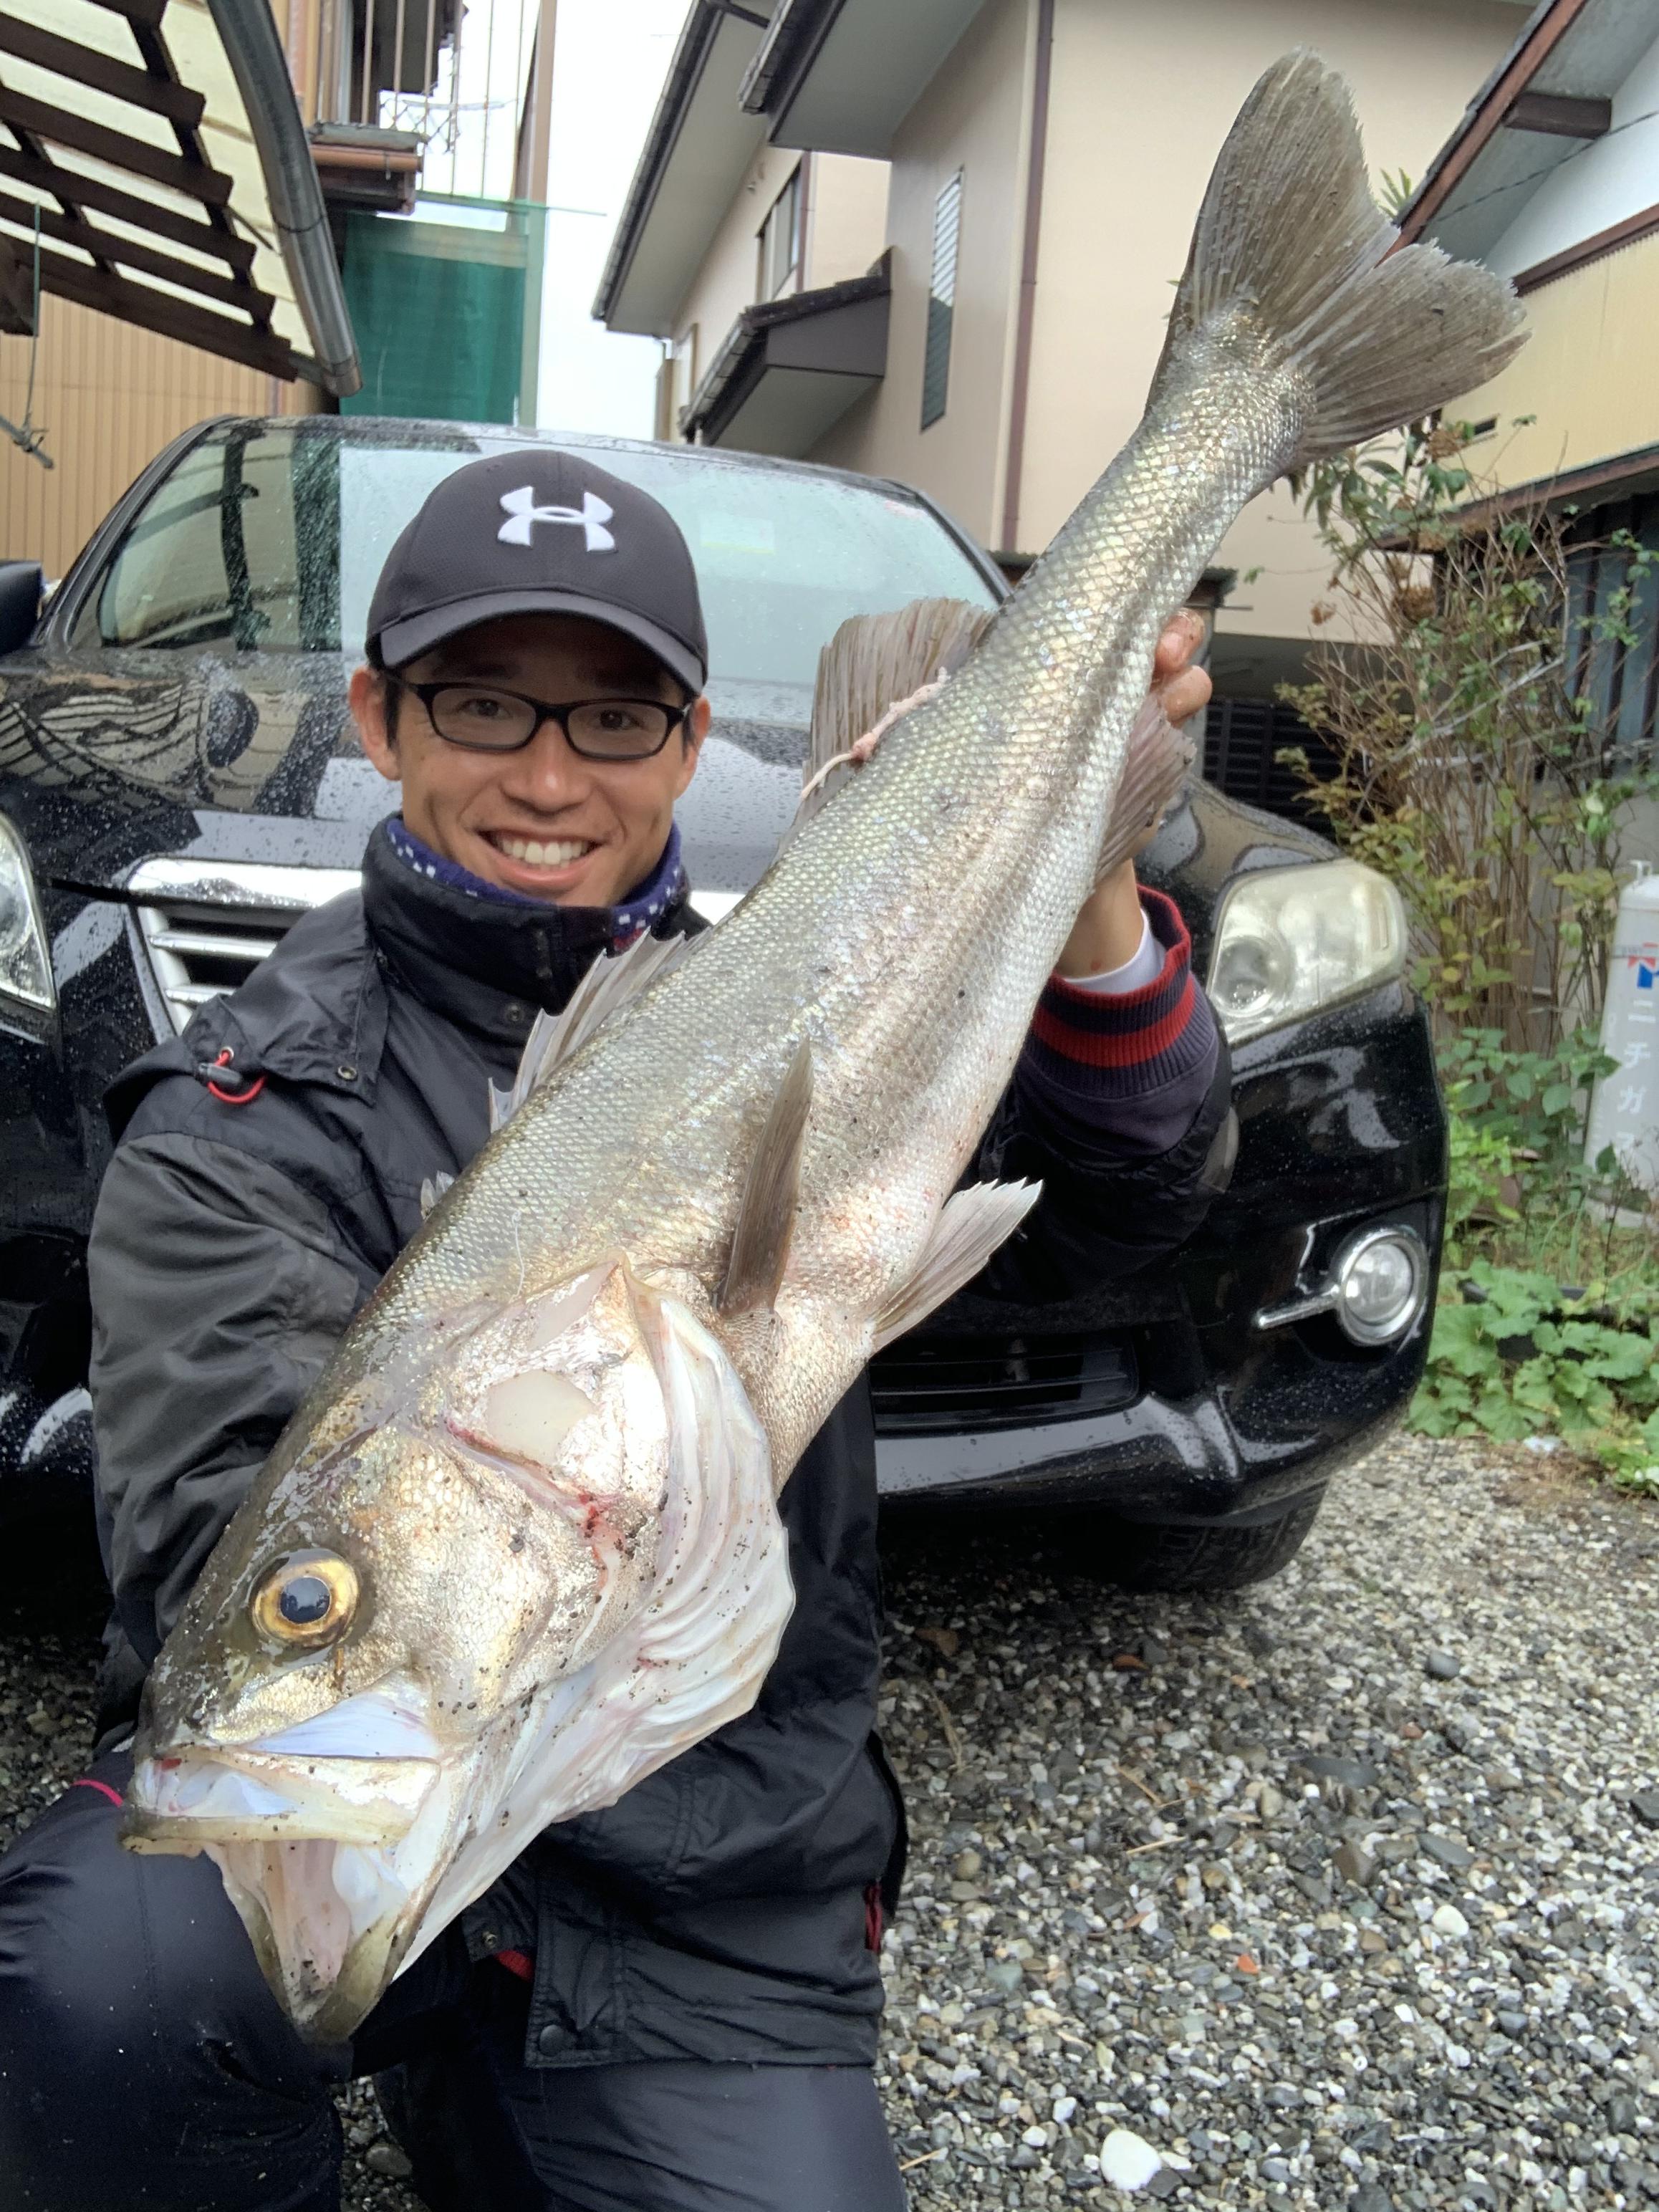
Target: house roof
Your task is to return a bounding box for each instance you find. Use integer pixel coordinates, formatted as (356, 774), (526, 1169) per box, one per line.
(1396, 0), (1659, 268)
(681, 252), (890, 452)
(737, 0), (990, 158)
(596, 0), (989, 336)
(0, 0), (358, 392)
(592, 0), (769, 336)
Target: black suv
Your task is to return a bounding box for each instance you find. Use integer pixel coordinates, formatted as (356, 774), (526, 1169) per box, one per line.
(0, 416), (1444, 1587)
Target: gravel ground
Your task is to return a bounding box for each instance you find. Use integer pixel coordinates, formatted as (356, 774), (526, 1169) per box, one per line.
(4, 1430), (1658, 2211)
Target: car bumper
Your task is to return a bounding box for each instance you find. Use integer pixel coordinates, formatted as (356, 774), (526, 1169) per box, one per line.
(877, 986), (1446, 1522)
(875, 1281), (1428, 1520)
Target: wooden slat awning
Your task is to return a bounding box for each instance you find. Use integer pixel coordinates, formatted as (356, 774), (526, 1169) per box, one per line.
(0, 0), (359, 391)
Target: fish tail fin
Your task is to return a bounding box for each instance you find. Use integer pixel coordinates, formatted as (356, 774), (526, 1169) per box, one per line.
(1153, 49), (1525, 464)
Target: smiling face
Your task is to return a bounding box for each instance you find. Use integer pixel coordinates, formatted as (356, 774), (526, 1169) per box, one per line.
(350, 612), (710, 907)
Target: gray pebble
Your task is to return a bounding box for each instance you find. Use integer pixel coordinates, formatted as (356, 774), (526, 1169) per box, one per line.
(1332, 1839), (1375, 1887)
(1424, 1650), (1461, 1680)
(1420, 1832), (1473, 1869)
(364, 2141), (413, 2180)
(1299, 1754), (1380, 1787)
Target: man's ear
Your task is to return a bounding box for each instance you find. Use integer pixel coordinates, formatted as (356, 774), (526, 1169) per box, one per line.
(350, 665), (402, 786)
(673, 694), (711, 799)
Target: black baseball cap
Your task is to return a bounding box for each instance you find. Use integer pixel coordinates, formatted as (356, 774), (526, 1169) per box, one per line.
(366, 449), (708, 694)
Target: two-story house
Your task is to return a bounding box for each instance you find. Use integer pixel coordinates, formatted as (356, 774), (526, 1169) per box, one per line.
(597, 0), (1537, 811)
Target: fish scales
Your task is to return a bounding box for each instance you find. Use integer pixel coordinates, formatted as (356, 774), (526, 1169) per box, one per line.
(120, 51), (1526, 2042)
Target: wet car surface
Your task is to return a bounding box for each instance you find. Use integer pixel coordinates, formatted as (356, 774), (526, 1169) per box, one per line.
(0, 415), (1445, 1586)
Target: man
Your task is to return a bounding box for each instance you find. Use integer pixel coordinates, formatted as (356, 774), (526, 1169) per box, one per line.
(0, 452), (1228, 2211)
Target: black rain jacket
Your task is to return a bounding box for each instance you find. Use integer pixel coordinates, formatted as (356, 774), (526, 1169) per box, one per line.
(87, 821), (1231, 2069)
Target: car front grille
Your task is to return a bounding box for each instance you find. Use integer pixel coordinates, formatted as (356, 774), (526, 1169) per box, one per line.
(870, 1330), (1138, 1435)
(127, 857), (740, 1035)
(128, 858), (361, 1035)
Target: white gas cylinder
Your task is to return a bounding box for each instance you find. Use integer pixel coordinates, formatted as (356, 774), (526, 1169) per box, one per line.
(1585, 868), (1659, 1193)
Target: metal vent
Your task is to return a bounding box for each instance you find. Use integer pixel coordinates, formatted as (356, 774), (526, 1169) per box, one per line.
(921, 169), (962, 431)
(128, 858), (360, 1035)
(870, 1330), (1138, 1436)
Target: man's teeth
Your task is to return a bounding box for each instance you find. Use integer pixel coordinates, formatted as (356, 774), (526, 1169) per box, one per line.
(494, 835), (592, 867)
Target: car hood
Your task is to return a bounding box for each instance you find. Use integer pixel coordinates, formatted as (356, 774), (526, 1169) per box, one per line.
(0, 645), (809, 898)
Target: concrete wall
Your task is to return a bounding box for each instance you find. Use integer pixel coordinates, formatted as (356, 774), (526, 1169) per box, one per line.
(1486, 26), (1659, 282)
(809, 0), (1034, 545)
(1020, 0), (1530, 682)
(803, 153), (890, 290)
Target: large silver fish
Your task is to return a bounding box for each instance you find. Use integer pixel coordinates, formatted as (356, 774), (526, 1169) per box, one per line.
(122, 52), (1524, 2040)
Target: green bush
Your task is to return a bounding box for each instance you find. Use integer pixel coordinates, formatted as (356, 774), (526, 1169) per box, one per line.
(1282, 424), (1659, 1487)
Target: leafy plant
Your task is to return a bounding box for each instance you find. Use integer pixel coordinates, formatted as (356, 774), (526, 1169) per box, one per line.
(1281, 420), (1659, 1485)
(1413, 1261), (1659, 1494)
(1279, 420), (1659, 1055)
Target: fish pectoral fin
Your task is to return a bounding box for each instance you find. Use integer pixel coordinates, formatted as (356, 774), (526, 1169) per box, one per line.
(491, 931), (691, 1130)
(1096, 695), (1195, 882)
(796, 599), (994, 824)
(717, 1041), (813, 1317)
(872, 1179), (1044, 1352)
(419, 1170), (456, 1218)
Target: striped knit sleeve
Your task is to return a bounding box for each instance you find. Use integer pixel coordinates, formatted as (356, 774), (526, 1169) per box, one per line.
(1016, 888), (1219, 1157)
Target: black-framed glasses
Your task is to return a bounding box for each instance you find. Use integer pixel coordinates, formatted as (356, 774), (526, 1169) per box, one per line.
(397, 681), (691, 760)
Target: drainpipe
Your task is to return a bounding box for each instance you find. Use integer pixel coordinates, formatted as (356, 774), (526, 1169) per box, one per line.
(999, 0), (1054, 557)
(204, 0), (362, 396)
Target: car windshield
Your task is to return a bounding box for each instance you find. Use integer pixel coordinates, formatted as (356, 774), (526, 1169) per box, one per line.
(71, 420), (999, 726)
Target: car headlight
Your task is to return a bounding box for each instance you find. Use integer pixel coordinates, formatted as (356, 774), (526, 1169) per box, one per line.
(0, 813), (54, 1014)
(1208, 859), (1406, 1043)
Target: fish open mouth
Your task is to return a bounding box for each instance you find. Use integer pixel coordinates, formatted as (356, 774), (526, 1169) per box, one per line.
(125, 1680), (462, 2042)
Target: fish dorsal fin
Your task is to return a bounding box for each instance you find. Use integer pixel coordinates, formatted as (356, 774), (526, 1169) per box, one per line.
(718, 1041), (814, 1316)
(490, 931), (689, 1134)
(799, 597), (994, 823)
(872, 1179), (1044, 1352)
(1095, 693), (1195, 883)
(419, 1170), (456, 1219)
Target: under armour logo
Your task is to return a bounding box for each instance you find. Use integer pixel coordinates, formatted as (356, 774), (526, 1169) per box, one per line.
(497, 485), (615, 552)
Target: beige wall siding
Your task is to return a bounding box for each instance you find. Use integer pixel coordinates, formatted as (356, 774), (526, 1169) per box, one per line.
(672, 144), (805, 391)
(0, 296), (271, 582)
(1021, 0), (1527, 655)
(1446, 235), (1659, 493)
(802, 154), (890, 290)
(809, 0), (1032, 544)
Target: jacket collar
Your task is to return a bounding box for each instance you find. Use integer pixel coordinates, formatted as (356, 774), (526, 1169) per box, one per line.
(105, 821), (704, 1138)
(361, 818), (701, 1053)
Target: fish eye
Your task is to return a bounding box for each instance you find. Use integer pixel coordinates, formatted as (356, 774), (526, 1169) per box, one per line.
(250, 1550), (360, 1650)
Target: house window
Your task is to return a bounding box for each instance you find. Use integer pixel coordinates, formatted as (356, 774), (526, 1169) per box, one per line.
(757, 168), (802, 301)
(922, 170), (962, 431)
